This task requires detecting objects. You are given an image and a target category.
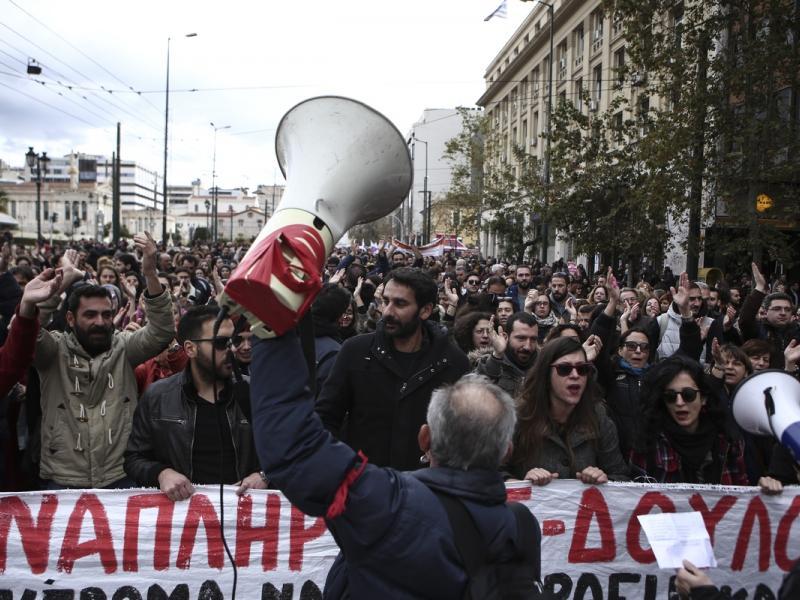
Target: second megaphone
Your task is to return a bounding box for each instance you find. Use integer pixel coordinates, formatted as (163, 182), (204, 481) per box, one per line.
(219, 96), (412, 335)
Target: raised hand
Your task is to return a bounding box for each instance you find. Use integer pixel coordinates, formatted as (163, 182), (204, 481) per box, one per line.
(524, 289), (539, 313)
(671, 272), (691, 317)
(751, 262), (767, 293)
(58, 248), (85, 291)
(20, 268), (63, 317)
(329, 268), (346, 285)
(134, 232), (158, 275)
(489, 316), (507, 357)
(582, 334), (603, 362)
(723, 305), (736, 331)
(785, 339), (800, 371)
(443, 278), (459, 306)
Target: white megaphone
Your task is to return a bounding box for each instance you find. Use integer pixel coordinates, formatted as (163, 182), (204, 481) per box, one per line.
(731, 369), (800, 462)
(220, 96), (412, 335)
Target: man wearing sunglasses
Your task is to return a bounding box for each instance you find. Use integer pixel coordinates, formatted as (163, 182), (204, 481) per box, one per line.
(125, 305), (265, 501)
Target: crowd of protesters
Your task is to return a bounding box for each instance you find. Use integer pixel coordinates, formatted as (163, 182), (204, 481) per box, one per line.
(1, 235), (798, 498)
(0, 234), (800, 596)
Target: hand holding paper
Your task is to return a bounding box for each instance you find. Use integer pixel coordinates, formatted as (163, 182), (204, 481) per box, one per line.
(637, 511), (717, 570)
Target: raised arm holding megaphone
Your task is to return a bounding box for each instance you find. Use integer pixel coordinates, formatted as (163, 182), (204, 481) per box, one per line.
(218, 96), (412, 336)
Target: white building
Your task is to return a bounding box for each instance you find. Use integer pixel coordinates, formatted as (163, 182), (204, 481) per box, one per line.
(400, 108), (479, 241)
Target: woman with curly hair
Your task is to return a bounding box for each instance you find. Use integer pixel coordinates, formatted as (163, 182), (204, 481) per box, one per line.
(588, 284), (609, 305)
(452, 311), (493, 365)
(509, 337), (629, 485)
(629, 355), (748, 485)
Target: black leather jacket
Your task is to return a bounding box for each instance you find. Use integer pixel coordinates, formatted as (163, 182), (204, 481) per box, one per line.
(124, 369), (259, 486)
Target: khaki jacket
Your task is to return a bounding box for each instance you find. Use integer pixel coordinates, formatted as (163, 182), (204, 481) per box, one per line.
(34, 288), (174, 487)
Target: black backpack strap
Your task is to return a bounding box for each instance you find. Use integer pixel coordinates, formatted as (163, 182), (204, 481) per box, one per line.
(508, 501), (542, 582)
(433, 490), (487, 576)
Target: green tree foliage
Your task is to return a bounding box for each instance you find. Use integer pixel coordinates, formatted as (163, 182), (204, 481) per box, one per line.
(610, 0), (800, 270)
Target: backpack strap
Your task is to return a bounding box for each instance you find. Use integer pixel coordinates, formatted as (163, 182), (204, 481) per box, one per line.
(433, 491), (487, 576)
(432, 490), (541, 578)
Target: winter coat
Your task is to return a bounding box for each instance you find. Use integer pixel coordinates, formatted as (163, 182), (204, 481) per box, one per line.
(510, 404), (631, 481)
(629, 431), (748, 485)
(656, 304), (718, 362)
(315, 320), (470, 471)
(474, 350), (532, 398)
(0, 309), (38, 397)
(124, 370), (258, 486)
(739, 289), (800, 369)
(252, 331), (531, 599)
(34, 288), (174, 487)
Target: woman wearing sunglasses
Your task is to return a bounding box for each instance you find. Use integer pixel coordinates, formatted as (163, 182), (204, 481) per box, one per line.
(629, 356), (748, 485)
(509, 337), (630, 485)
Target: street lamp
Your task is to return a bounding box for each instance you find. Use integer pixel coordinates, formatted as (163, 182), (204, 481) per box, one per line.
(411, 135), (429, 243)
(25, 147), (50, 241)
(523, 0), (554, 263)
(210, 122), (231, 242)
(162, 32), (197, 246)
(388, 213), (405, 242)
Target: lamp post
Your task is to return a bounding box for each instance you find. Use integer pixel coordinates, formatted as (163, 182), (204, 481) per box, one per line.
(524, 0), (554, 263)
(388, 214), (405, 241)
(412, 135), (429, 243)
(210, 122), (231, 242)
(162, 32), (197, 246)
(25, 147), (50, 241)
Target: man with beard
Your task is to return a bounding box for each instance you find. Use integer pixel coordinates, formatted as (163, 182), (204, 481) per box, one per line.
(34, 232), (175, 489)
(124, 306), (264, 500)
(316, 268), (470, 471)
(507, 265), (532, 312)
(547, 272), (572, 320)
(475, 312), (539, 396)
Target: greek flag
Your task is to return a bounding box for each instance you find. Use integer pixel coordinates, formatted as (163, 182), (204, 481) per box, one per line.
(484, 0), (508, 21)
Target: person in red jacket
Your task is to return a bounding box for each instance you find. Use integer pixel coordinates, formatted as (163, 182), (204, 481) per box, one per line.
(1, 268), (64, 396)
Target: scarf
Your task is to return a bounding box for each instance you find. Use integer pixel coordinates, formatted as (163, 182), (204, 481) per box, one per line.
(618, 358), (649, 378)
(663, 416), (718, 483)
(534, 312), (558, 329)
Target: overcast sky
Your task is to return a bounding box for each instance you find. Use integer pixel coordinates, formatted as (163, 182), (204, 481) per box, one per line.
(0, 0), (530, 191)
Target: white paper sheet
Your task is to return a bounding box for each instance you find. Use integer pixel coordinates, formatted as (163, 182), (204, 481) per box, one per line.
(637, 511), (718, 569)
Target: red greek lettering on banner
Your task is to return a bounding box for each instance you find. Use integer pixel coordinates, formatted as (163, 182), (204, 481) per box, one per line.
(731, 495), (771, 571)
(235, 492), (281, 570)
(122, 493), (175, 572)
(568, 487), (616, 563)
(177, 493), (224, 569)
(688, 493), (737, 546)
(0, 494), (58, 574)
(774, 495), (800, 571)
(289, 505), (328, 571)
(626, 491), (675, 564)
(57, 493), (117, 574)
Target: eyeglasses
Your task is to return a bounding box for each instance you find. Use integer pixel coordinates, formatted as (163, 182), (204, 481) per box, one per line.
(622, 341), (650, 352)
(662, 388), (700, 404)
(550, 362), (593, 377)
(467, 279), (481, 285)
(191, 336), (231, 351)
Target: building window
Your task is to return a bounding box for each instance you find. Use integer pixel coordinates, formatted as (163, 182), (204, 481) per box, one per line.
(65, 202), (70, 220)
(238, 219), (244, 227)
(43, 201), (49, 220)
(593, 64), (603, 102)
(81, 201), (87, 221)
(575, 78), (584, 111)
(591, 10), (604, 53)
(532, 67), (541, 95)
(532, 111), (539, 146)
(673, 6), (684, 48)
(10, 200), (16, 218)
(574, 26), (585, 66)
(522, 120), (528, 148)
(614, 47), (626, 86)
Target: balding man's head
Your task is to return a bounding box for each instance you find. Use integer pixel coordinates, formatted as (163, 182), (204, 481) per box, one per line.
(424, 374), (516, 470)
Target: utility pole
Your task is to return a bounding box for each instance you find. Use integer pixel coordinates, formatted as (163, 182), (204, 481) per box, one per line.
(113, 123), (121, 243)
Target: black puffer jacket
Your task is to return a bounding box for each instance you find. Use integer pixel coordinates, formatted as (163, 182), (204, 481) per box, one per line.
(124, 370), (259, 486)
(315, 320), (470, 471)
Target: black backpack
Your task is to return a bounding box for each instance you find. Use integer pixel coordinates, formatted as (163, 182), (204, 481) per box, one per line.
(433, 491), (552, 600)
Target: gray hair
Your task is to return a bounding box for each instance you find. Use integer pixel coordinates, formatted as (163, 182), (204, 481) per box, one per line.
(426, 373), (517, 471)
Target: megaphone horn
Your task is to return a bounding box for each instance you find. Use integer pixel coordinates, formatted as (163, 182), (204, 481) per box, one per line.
(220, 96), (412, 336)
(731, 369), (800, 462)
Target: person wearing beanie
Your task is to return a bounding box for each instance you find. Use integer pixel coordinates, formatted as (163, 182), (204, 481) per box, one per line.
(312, 283), (353, 395)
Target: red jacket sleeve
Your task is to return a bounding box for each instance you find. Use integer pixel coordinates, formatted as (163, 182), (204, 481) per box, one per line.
(0, 309), (39, 397)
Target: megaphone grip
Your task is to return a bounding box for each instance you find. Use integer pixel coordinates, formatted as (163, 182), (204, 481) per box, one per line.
(225, 223), (326, 335)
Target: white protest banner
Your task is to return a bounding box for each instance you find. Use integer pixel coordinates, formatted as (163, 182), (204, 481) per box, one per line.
(0, 481), (797, 599)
